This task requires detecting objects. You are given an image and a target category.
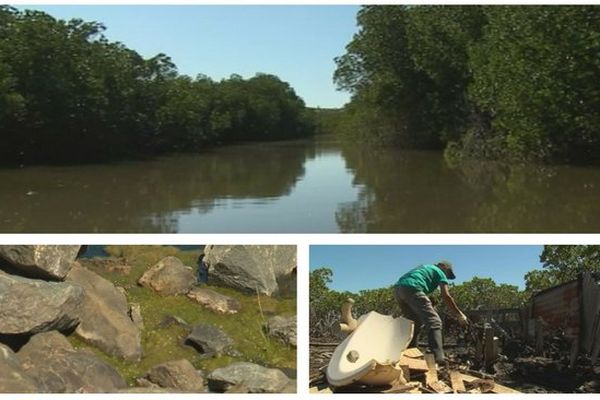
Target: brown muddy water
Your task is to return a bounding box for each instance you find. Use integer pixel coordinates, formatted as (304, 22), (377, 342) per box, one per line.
(2, 135), (600, 233)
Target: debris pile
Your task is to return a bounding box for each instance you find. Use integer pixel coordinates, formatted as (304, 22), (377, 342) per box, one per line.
(309, 345), (521, 394)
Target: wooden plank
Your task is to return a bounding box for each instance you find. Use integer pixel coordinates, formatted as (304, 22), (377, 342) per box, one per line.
(310, 385), (333, 394)
(400, 364), (410, 382)
(429, 381), (453, 393)
(459, 373), (521, 394)
(398, 355), (428, 371)
(403, 347), (424, 358)
(535, 317), (545, 355)
(449, 370), (466, 393)
(467, 378), (495, 393)
(569, 337), (579, 368)
(491, 384), (522, 394)
(484, 325), (497, 370)
(424, 353), (438, 387)
(383, 381), (422, 393)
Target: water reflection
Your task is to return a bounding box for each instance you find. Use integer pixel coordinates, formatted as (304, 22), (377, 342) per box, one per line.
(2, 135), (600, 232)
(0, 140), (313, 232)
(337, 145), (600, 232)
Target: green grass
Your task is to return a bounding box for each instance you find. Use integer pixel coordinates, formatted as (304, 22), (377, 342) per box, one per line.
(70, 245), (296, 385)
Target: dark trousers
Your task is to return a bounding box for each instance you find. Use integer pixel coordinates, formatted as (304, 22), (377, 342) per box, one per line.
(394, 286), (444, 360)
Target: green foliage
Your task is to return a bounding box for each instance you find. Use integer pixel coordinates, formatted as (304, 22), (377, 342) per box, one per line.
(445, 277), (526, 311)
(333, 5), (486, 148)
(353, 286), (398, 317)
(469, 6), (600, 164)
(309, 268), (351, 338)
(540, 245), (600, 281)
(310, 108), (343, 135)
(0, 7), (314, 166)
(523, 268), (561, 296)
(335, 5), (600, 165)
(522, 245), (600, 296)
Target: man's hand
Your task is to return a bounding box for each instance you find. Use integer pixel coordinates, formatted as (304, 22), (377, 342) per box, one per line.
(457, 311), (469, 326)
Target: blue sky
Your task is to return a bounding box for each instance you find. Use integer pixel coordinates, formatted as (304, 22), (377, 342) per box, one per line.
(310, 245), (545, 292)
(17, 5), (359, 108)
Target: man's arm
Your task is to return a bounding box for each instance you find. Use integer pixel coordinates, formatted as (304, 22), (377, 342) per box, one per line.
(440, 283), (468, 324)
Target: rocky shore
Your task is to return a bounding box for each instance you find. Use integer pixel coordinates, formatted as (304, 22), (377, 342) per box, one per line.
(0, 245), (297, 393)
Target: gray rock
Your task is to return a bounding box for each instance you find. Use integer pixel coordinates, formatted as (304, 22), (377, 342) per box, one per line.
(0, 270), (83, 335)
(203, 245), (296, 296)
(266, 315), (297, 347)
(138, 256), (196, 296)
(158, 315), (189, 329)
(17, 331), (126, 393)
(187, 287), (242, 314)
(282, 379), (297, 393)
(143, 359), (204, 392)
(118, 387), (178, 393)
(207, 362), (291, 393)
(224, 383), (250, 393)
(0, 245), (80, 280)
(66, 264), (142, 362)
(129, 303), (144, 330)
(0, 343), (40, 393)
(185, 324), (234, 356)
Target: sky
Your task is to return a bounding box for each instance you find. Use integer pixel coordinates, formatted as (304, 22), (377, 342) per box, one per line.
(309, 245), (545, 292)
(16, 5), (359, 108)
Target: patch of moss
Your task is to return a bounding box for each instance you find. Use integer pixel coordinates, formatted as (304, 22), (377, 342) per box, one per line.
(72, 245), (296, 385)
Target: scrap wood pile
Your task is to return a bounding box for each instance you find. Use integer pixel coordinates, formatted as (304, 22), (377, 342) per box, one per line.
(309, 344), (521, 394)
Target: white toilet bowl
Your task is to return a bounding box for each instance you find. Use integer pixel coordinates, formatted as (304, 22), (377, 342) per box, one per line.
(326, 311), (414, 387)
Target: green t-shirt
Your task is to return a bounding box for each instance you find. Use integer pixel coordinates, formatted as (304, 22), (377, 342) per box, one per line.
(394, 264), (449, 294)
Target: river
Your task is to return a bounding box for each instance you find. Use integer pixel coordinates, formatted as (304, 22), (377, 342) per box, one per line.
(2, 135), (600, 233)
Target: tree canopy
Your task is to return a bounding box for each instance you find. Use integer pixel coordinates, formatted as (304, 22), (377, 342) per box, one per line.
(333, 5), (600, 165)
(0, 7), (314, 165)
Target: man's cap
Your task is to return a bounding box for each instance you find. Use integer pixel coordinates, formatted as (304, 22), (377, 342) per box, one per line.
(437, 260), (455, 280)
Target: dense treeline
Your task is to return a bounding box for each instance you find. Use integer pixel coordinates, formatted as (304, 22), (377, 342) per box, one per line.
(333, 6), (600, 165)
(310, 245), (600, 338)
(0, 7), (314, 165)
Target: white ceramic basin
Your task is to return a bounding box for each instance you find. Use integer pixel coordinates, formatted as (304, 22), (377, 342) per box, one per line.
(326, 311), (414, 387)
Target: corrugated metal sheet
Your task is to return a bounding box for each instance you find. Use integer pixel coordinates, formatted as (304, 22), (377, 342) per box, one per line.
(531, 279), (580, 337)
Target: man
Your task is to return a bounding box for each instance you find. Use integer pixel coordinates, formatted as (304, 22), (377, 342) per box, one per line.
(197, 253), (208, 284)
(393, 261), (468, 365)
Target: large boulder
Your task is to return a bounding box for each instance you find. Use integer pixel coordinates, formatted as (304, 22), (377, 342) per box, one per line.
(66, 264), (142, 362)
(207, 362), (291, 393)
(0, 343), (40, 393)
(17, 331), (127, 393)
(265, 315), (297, 347)
(138, 256), (196, 296)
(142, 359), (204, 392)
(185, 324), (234, 356)
(0, 245), (80, 280)
(203, 245), (296, 296)
(187, 287), (241, 315)
(0, 271), (83, 335)
(118, 387), (176, 393)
